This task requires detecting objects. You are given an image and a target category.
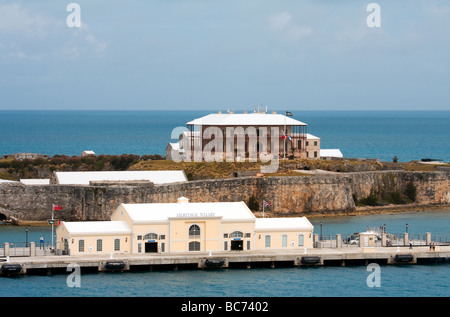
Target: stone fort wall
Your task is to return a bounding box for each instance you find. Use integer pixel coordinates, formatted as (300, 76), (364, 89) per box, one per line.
(0, 171), (449, 222)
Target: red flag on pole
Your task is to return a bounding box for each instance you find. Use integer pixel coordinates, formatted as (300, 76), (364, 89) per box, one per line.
(53, 204), (63, 211)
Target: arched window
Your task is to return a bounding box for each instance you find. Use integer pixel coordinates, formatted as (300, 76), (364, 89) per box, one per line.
(114, 239), (120, 251)
(189, 241), (200, 251)
(144, 233), (158, 240)
(230, 231), (243, 238)
(298, 234), (304, 246)
(78, 239), (85, 252)
(189, 224), (200, 238)
(96, 239), (102, 252)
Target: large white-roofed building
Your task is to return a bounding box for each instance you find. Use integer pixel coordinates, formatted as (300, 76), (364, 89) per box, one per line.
(167, 109), (342, 161)
(56, 197), (314, 256)
(50, 170), (187, 185)
(178, 110), (309, 160)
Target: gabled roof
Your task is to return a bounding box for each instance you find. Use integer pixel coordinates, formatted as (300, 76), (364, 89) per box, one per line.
(116, 200), (256, 224)
(306, 133), (320, 140)
(187, 113), (307, 126)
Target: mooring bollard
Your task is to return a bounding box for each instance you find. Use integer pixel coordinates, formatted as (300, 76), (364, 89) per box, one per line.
(336, 234), (342, 248)
(426, 232), (432, 246)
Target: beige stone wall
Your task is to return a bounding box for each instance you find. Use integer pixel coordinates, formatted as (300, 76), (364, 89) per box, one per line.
(306, 137), (320, 159)
(1, 171), (449, 222)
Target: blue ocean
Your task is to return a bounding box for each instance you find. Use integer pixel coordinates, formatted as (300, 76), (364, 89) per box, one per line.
(0, 110), (449, 162)
(1, 210), (450, 297)
(0, 110), (449, 298)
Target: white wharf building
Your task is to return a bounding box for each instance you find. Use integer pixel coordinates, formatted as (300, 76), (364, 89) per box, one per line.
(56, 197), (314, 256)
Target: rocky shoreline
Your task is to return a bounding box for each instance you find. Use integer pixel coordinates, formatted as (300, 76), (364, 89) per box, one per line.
(253, 203), (450, 219)
(4, 203), (450, 226)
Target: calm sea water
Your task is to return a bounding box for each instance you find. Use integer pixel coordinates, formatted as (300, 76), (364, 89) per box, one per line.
(0, 110), (449, 162)
(1, 209), (449, 297)
(0, 111), (449, 297)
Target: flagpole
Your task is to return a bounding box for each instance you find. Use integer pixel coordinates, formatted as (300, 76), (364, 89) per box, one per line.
(51, 204), (54, 250)
(262, 201), (265, 218)
(283, 110), (286, 159)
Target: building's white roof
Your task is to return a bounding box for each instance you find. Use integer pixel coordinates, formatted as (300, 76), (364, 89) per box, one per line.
(0, 179), (17, 183)
(82, 150), (96, 155)
(166, 142), (179, 150)
(61, 221), (131, 236)
(306, 133), (320, 140)
(118, 200), (256, 224)
(320, 149), (343, 158)
(187, 113), (307, 126)
(54, 170), (187, 185)
(255, 217), (314, 231)
(20, 179), (50, 185)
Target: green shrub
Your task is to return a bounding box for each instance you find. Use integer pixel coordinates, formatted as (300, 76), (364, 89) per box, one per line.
(359, 189), (379, 206)
(387, 191), (403, 204)
(247, 195), (259, 211)
(0, 161), (11, 168)
(405, 181), (417, 202)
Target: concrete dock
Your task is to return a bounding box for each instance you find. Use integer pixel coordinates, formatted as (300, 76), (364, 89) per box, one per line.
(1, 246), (449, 276)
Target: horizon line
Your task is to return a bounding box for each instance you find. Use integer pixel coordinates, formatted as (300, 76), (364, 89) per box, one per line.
(0, 108), (449, 112)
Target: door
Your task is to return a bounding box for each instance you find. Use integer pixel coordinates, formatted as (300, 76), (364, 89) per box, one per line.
(231, 240), (243, 251)
(363, 236), (369, 247)
(145, 242), (158, 253)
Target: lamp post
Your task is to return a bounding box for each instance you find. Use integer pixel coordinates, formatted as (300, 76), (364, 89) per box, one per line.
(320, 222), (323, 241)
(25, 228), (28, 247)
(406, 223), (408, 233)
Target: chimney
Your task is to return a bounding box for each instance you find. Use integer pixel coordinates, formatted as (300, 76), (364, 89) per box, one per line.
(178, 196), (189, 204)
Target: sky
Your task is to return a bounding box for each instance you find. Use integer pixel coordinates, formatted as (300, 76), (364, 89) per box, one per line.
(0, 0), (449, 111)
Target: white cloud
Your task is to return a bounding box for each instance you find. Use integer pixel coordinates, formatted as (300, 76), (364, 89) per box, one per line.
(268, 11), (292, 31)
(0, 3), (51, 37)
(268, 11), (313, 41)
(0, 2), (107, 60)
(286, 26), (313, 41)
(61, 23), (108, 59)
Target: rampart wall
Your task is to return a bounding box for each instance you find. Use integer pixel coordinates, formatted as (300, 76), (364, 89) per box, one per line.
(0, 171), (449, 222)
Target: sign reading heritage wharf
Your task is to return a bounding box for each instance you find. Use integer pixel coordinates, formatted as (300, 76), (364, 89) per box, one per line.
(176, 213), (216, 218)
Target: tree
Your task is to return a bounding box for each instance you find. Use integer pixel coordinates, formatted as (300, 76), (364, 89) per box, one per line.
(405, 181), (417, 202)
(247, 195), (259, 211)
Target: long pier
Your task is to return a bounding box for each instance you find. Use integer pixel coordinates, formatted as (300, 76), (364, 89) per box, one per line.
(1, 246), (449, 276)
